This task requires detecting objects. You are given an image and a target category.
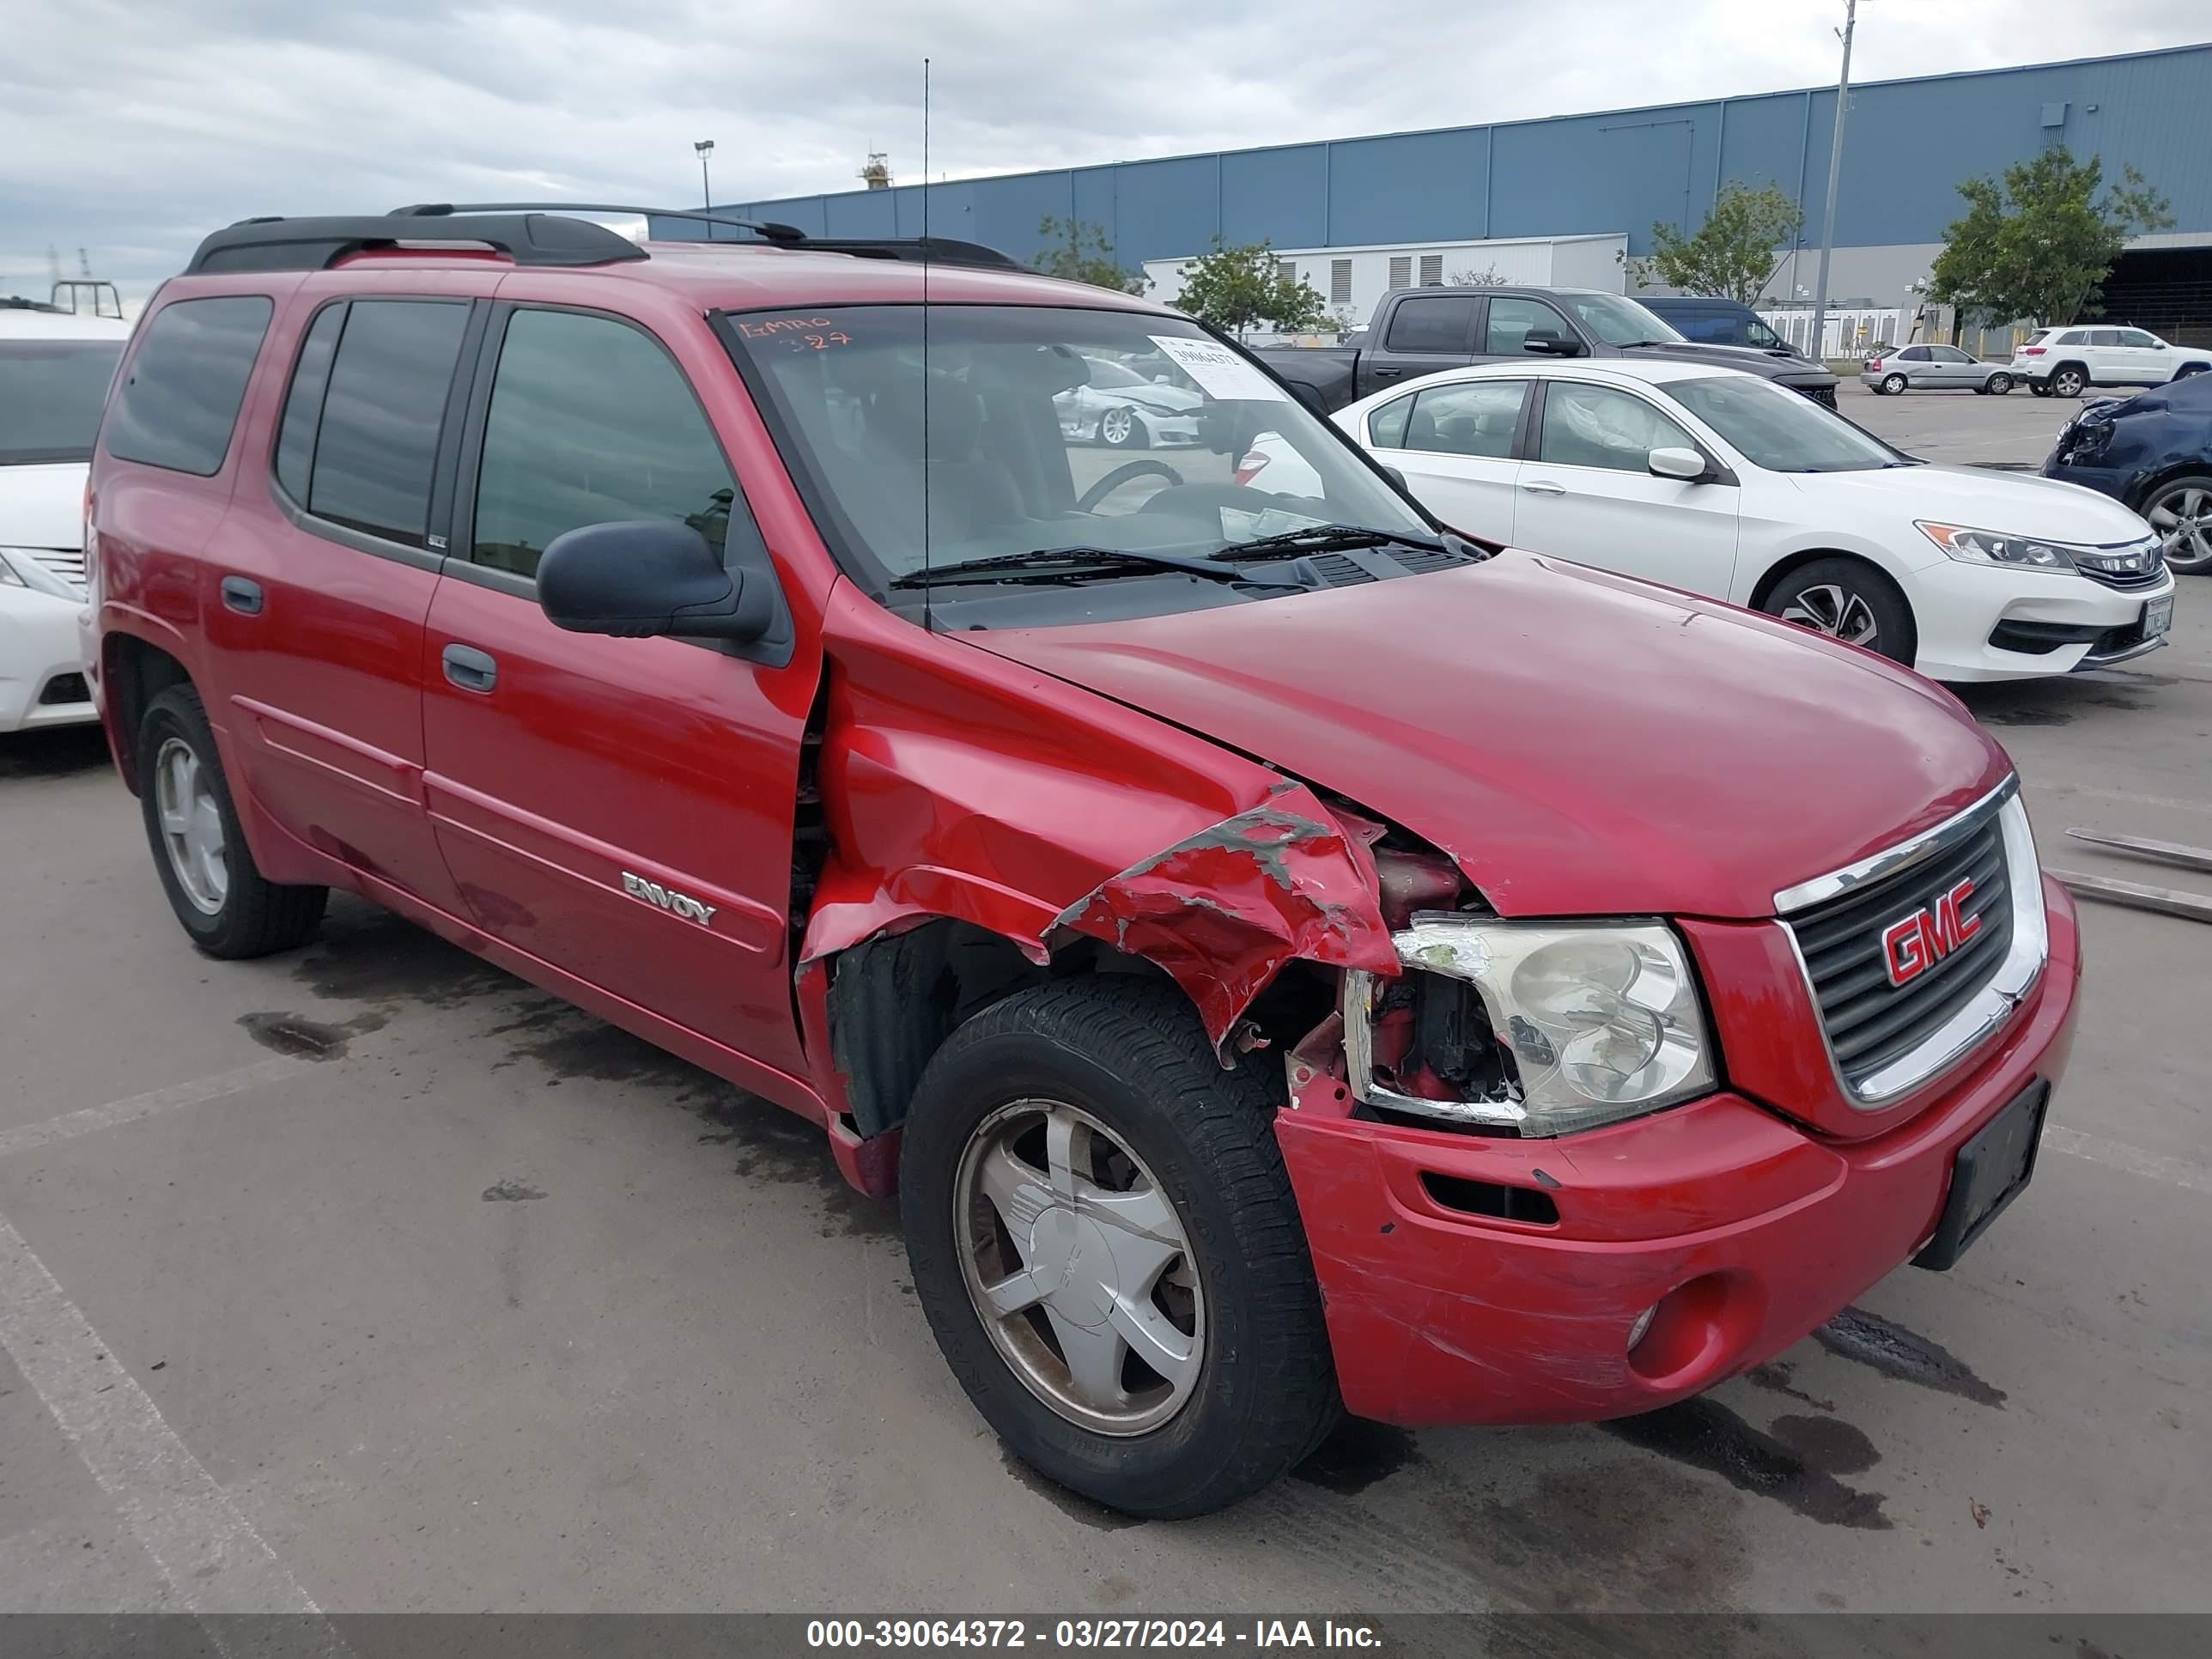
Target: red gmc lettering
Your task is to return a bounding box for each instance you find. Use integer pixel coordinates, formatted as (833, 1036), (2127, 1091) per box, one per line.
(1881, 877), (1981, 986)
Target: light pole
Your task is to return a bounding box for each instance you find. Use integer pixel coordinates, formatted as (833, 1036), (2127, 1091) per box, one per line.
(694, 139), (715, 213)
(1807, 0), (1856, 368)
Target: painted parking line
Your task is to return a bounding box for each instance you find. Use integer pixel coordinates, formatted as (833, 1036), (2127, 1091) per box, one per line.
(0, 1058), (305, 1161)
(2045, 1125), (2212, 1198)
(0, 1201), (338, 1635)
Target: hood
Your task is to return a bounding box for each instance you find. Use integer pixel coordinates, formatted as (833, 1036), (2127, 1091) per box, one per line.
(1622, 340), (1835, 386)
(0, 461), (89, 551)
(1121, 384), (1203, 415)
(1795, 463), (2154, 544)
(969, 553), (2008, 920)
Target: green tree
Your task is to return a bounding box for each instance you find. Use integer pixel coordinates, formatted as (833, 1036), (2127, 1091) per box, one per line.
(1929, 147), (2173, 325)
(1171, 238), (1330, 339)
(1031, 216), (1148, 295)
(1627, 180), (1805, 302)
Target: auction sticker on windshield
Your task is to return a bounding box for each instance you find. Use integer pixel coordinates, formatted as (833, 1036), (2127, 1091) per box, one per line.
(1149, 336), (1290, 402)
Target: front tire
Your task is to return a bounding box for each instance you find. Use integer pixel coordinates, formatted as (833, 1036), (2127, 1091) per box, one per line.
(2031, 381), (2053, 398)
(2143, 475), (2212, 574)
(1099, 406), (1146, 448)
(901, 977), (1337, 1518)
(1880, 373), (1907, 396)
(1762, 557), (1918, 667)
(137, 684), (327, 957)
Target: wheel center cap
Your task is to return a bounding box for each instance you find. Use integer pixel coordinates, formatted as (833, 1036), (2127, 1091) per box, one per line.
(1026, 1206), (1115, 1327)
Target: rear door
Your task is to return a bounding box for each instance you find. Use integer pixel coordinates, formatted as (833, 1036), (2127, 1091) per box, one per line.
(1363, 378), (1528, 542)
(419, 300), (814, 1079)
(1357, 294), (1477, 397)
(2084, 329), (2125, 382)
(193, 283), (482, 912)
(1510, 378), (1740, 596)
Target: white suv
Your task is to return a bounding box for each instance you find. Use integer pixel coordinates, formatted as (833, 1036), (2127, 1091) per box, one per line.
(2013, 325), (2210, 398)
(1, 301), (131, 732)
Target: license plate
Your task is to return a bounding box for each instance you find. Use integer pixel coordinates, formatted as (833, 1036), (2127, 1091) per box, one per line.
(2145, 594), (2174, 639)
(1913, 1081), (2049, 1271)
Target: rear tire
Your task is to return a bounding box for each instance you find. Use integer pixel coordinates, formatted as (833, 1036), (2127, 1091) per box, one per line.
(137, 684), (327, 958)
(1761, 557), (1918, 668)
(901, 977), (1337, 1518)
(1880, 373), (1907, 396)
(1985, 373), (2013, 395)
(2051, 364), (2087, 398)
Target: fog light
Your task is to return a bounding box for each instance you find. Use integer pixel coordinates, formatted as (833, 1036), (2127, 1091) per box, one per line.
(1627, 1304), (1658, 1352)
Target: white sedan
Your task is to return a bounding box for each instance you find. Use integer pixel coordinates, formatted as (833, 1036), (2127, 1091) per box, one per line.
(1245, 359), (2175, 682)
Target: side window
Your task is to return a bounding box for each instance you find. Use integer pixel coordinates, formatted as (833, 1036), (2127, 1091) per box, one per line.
(1367, 394), (1414, 450)
(1536, 382), (1696, 473)
(2118, 330), (2160, 348)
(307, 301), (470, 548)
(2087, 329), (2123, 347)
(1930, 346), (1973, 363)
(1672, 312), (1732, 344)
(471, 308), (737, 581)
(1896, 346), (1930, 362)
(1744, 317), (1786, 349)
(2054, 331), (2087, 346)
(1483, 297), (1571, 355)
(273, 304), (345, 502)
(102, 295), (273, 477)
(1404, 380), (1526, 458)
(1383, 295), (1475, 354)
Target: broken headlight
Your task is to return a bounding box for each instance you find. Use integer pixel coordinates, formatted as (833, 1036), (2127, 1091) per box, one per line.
(1346, 916), (1714, 1137)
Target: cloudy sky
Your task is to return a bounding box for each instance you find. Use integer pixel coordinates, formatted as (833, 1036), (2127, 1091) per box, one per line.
(3, 0), (2204, 303)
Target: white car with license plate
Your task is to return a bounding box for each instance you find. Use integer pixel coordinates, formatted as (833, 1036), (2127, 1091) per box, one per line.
(1, 302), (131, 732)
(1242, 359), (2174, 682)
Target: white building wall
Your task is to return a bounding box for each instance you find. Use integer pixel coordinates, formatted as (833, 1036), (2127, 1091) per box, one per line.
(1144, 234), (1630, 337)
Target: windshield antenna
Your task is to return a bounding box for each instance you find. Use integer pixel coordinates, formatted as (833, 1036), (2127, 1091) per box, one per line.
(920, 55), (933, 634)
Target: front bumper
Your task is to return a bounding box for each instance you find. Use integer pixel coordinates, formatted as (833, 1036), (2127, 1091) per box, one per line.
(0, 587), (98, 732)
(1910, 558), (2175, 682)
(1274, 878), (2080, 1427)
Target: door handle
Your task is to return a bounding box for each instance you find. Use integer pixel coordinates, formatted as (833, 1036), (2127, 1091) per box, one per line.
(441, 643), (499, 693)
(1520, 480), (1567, 496)
(220, 575), (264, 615)
(1370, 367), (1407, 380)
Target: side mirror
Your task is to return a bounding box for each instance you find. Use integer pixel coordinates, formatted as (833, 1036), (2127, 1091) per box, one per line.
(1381, 465), (1407, 491)
(1522, 331), (1583, 357)
(1647, 447), (1709, 482)
(1153, 373), (1173, 384)
(537, 520), (772, 642)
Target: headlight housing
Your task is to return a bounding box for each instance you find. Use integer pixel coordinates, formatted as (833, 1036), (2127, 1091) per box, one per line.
(1915, 522), (2078, 571)
(1345, 916), (1715, 1138)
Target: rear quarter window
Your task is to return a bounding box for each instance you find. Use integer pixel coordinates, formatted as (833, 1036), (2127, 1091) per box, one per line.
(102, 295), (274, 476)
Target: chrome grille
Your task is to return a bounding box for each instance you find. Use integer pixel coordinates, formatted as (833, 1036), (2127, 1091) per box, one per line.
(1782, 790), (2029, 1102)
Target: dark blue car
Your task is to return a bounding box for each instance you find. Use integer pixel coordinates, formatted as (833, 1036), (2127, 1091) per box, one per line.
(2045, 371), (2212, 575)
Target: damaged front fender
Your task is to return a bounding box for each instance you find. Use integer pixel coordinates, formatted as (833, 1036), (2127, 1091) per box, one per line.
(1052, 783), (1400, 1050)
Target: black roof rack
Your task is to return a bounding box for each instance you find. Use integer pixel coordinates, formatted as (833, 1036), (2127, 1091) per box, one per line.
(185, 210), (648, 276)
(183, 203), (1024, 277)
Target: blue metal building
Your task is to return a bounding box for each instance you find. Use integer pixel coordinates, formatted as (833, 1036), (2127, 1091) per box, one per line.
(689, 42), (2212, 332)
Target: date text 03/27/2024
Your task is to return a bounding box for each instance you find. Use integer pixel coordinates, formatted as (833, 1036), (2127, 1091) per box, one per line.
(805, 1620), (1383, 1650)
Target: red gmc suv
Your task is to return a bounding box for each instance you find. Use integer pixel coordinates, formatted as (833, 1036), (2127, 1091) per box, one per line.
(85, 207), (2081, 1517)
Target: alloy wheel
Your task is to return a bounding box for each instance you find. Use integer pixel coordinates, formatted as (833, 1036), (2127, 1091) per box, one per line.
(1100, 406), (1135, 446)
(2148, 485), (2212, 572)
(2054, 368), (2085, 397)
(155, 736), (228, 915)
(954, 1098), (1204, 1436)
(1779, 583), (1881, 647)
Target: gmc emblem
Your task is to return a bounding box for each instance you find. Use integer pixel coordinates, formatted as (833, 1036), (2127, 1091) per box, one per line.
(1881, 878), (1980, 987)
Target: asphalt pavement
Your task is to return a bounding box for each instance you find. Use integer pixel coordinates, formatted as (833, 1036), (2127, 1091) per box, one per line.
(1, 399), (2206, 1626)
(1838, 377), (2081, 469)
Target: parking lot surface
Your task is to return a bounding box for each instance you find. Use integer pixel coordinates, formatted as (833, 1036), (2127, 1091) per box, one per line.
(1840, 378), (2077, 469)
(2, 476), (2206, 1621)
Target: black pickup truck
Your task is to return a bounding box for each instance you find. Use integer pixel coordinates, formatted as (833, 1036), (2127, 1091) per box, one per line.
(1260, 285), (1838, 412)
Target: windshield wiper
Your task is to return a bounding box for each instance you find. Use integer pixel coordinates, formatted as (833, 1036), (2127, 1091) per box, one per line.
(889, 545), (1307, 590)
(1213, 522), (1449, 559)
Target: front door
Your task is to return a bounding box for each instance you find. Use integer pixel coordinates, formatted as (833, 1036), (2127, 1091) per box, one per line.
(419, 303), (816, 1079)
(1923, 345), (1981, 388)
(1366, 377), (1529, 543)
(1510, 378), (1741, 597)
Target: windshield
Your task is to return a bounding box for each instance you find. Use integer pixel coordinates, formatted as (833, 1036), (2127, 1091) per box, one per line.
(0, 338), (124, 465)
(1563, 293), (1685, 348)
(1661, 374), (1906, 472)
(726, 304), (1431, 608)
